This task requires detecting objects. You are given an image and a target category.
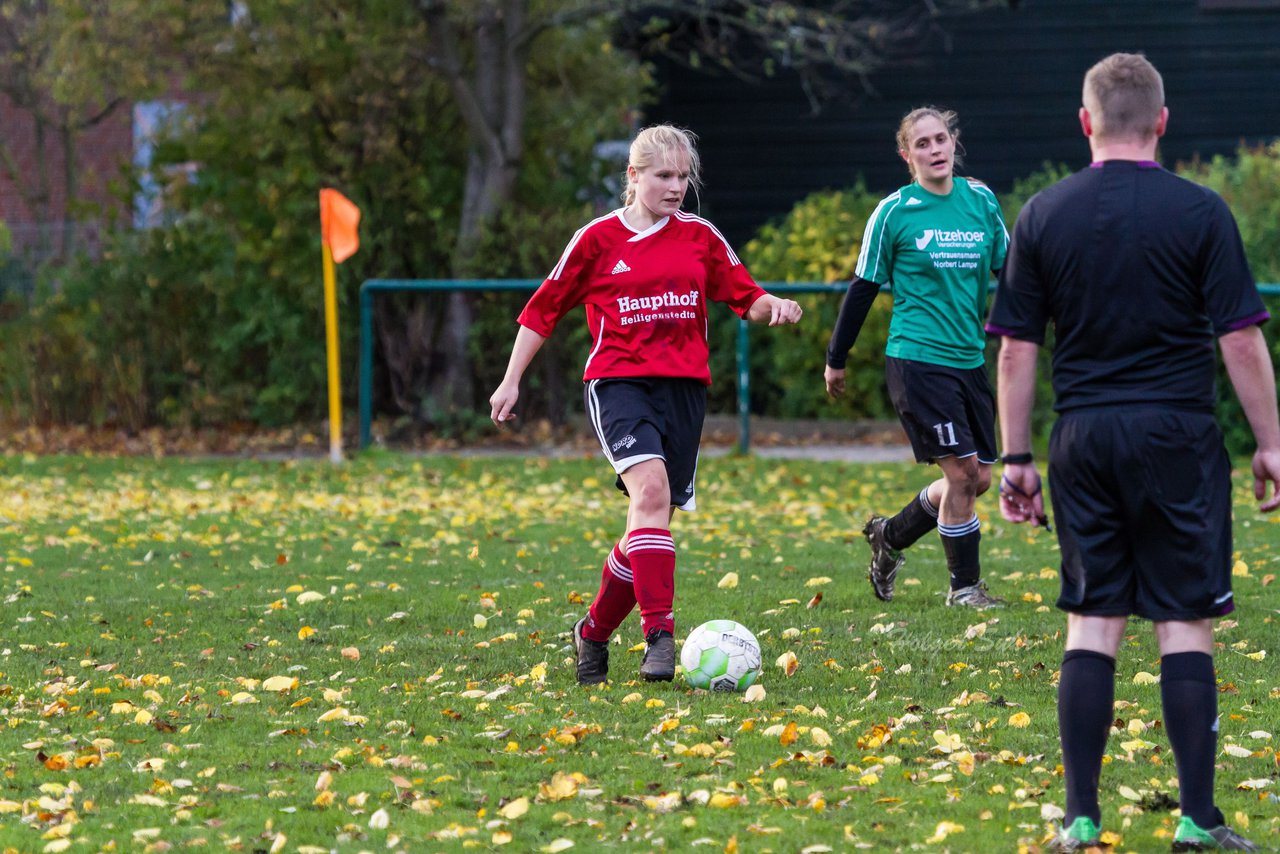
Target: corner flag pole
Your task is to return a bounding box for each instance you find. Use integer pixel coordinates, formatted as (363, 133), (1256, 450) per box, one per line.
(321, 241), (343, 463)
(318, 188), (361, 464)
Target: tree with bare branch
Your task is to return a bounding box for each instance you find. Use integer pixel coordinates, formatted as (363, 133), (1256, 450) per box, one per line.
(411, 0), (1006, 422)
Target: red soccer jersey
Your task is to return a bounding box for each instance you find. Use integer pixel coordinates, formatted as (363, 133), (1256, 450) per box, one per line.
(517, 210), (767, 385)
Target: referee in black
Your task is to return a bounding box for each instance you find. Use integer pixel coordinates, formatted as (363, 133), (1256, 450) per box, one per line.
(988, 52), (1280, 852)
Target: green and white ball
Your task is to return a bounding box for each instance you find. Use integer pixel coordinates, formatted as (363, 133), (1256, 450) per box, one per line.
(681, 620), (762, 692)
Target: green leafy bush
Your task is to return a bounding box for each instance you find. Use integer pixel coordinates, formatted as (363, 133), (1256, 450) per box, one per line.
(1179, 143), (1280, 455)
(465, 206), (598, 432)
(732, 181), (895, 419)
(1181, 142), (1280, 284)
(732, 149), (1280, 456)
(998, 161), (1074, 228)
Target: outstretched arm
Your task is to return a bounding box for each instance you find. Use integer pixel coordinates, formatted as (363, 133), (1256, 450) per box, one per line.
(489, 326), (548, 425)
(1220, 325), (1280, 511)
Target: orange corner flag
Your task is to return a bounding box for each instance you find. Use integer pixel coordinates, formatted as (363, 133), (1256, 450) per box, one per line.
(319, 188), (361, 263)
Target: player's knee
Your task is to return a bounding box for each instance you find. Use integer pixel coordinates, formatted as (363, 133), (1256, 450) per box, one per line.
(631, 474), (672, 514)
(974, 467), (993, 496)
(945, 460), (982, 497)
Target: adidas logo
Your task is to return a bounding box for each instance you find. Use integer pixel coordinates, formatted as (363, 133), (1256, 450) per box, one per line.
(610, 260), (632, 275)
(905, 197), (923, 206)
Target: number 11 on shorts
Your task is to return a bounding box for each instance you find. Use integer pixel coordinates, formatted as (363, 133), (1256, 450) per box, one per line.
(934, 421), (958, 446)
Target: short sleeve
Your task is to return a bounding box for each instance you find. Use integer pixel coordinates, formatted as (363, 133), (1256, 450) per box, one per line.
(986, 203), (1048, 344)
(854, 197), (898, 286)
(704, 227), (767, 318)
(516, 226), (595, 336)
(1200, 194), (1269, 335)
(989, 201), (1010, 274)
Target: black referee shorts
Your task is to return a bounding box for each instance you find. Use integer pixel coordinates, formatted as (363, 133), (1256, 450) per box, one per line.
(885, 356), (997, 465)
(1049, 407), (1235, 621)
(584, 377), (707, 511)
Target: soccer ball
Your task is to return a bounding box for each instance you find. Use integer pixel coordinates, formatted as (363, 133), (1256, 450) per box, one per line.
(681, 619), (763, 691)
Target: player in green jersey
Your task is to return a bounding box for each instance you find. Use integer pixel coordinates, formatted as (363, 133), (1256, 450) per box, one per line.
(825, 106), (1009, 609)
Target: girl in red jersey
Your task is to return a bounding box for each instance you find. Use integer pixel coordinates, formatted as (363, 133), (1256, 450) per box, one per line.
(489, 125), (802, 684)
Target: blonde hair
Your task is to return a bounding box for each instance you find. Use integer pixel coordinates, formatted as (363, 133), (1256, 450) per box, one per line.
(896, 106), (964, 181)
(622, 125), (702, 206)
(1083, 52), (1164, 143)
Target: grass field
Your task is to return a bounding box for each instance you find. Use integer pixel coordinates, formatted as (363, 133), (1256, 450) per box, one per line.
(0, 451), (1277, 852)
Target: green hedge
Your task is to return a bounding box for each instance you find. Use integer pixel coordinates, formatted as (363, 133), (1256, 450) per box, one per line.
(2, 145), (1279, 445)
(735, 145), (1280, 456)
(724, 181), (894, 420)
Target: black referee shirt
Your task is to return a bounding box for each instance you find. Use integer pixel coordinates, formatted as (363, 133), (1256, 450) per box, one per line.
(987, 160), (1269, 413)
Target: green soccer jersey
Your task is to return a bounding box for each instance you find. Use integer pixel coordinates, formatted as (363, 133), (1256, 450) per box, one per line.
(855, 178), (1009, 369)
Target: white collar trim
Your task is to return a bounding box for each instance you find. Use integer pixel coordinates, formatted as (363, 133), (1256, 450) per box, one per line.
(616, 209), (669, 241)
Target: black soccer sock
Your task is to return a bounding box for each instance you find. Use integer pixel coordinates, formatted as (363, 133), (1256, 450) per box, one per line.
(938, 515), (980, 590)
(1161, 651), (1220, 829)
(1058, 649), (1116, 827)
(884, 487), (939, 550)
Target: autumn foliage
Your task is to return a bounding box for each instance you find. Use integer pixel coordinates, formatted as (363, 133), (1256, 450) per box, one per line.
(0, 453), (1276, 849)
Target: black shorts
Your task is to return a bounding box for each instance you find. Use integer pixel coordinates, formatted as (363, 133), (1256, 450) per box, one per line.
(1049, 407), (1234, 621)
(584, 378), (707, 512)
(885, 356), (997, 465)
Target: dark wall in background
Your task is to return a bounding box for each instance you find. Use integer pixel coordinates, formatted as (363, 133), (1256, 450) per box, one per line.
(649, 0), (1280, 247)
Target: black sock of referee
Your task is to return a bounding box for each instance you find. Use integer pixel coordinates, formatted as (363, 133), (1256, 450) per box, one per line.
(1160, 651), (1221, 829)
(938, 515), (981, 590)
(883, 487), (939, 551)
(1058, 649), (1115, 826)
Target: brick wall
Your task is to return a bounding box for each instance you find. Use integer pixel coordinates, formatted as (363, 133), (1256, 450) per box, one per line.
(0, 93), (134, 259)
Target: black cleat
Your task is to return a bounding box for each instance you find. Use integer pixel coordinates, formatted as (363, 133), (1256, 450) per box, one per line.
(572, 617), (609, 685)
(639, 628), (675, 681)
(946, 581), (1006, 609)
(863, 516), (904, 602)
(1171, 816), (1259, 851)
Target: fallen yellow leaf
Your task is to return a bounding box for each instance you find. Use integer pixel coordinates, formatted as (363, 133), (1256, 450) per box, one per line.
(498, 796), (529, 819)
(709, 792), (745, 808)
(642, 791), (682, 812)
(926, 821), (965, 843)
(262, 676), (297, 693)
(538, 772), (578, 802)
(933, 730), (963, 753)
